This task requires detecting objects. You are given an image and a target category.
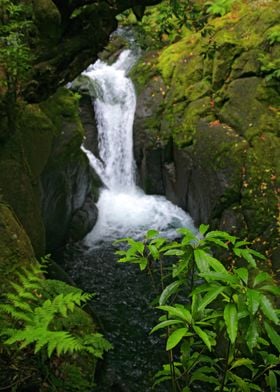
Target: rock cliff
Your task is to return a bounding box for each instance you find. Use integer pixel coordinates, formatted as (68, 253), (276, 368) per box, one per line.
(131, 0), (279, 264)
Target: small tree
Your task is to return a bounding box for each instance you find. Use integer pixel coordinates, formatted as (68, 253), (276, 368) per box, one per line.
(0, 0), (33, 131)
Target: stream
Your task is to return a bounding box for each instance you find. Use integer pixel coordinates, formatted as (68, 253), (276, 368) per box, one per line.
(64, 44), (195, 391)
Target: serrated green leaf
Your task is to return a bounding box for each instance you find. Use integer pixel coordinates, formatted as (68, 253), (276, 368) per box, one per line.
(159, 281), (183, 306)
(236, 248), (257, 268)
(264, 322), (280, 352)
(234, 240), (251, 248)
(246, 289), (260, 316)
(235, 267), (248, 284)
(172, 253), (191, 278)
(193, 325), (212, 351)
(194, 249), (210, 273)
(199, 224), (209, 235)
(199, 272), (238, 285)
(148, 244), (160, 260)
(197, 286), (225, 312)
(158, 305), (192, 323)
(230, 358), (254, 370)
(206, 237), (229, 249)
(260, 294), (279, 324)
(224, 303), (238, 344)
(166, 327), (188, 350)
(206, 230), (236, 243)
(150, 319), (184, 334)
(246, 319), (259, 352)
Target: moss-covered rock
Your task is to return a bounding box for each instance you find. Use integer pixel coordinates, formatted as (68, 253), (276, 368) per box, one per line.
(131, 0), (280, 258)
(0, 103), (54, 255)
(41, 88), (99, 251)
(0, 203), (35, 291)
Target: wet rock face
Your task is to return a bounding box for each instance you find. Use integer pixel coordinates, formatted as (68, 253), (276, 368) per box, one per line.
(131, 1), (280, 259)
(40, 88), (100, 252)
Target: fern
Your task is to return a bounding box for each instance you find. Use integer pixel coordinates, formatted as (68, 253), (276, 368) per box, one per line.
(0, 261), (111, 360)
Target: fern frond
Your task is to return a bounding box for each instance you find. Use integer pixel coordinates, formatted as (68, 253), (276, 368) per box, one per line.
(10, 282), (41, 303)
(5, 294), (33, 313)
(81, 333), (113, 358)
(0, 304), (32, 322)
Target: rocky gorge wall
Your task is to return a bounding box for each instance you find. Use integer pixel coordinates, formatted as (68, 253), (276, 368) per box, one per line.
(0, 87), (99, 282)
(131, 0), (279, 266)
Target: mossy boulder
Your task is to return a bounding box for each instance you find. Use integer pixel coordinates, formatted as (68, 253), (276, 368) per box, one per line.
(0, 203), (35, 291)
(33, 0), (61, 41)
(0, 104), (54, 255)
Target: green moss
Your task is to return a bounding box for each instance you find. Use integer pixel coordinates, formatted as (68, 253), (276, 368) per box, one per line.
(41, 88), (83, 134)
(158, 34), (200, 82)
(241, 133), (279, 252)
(129, 52), (159, 94)
(0, 203), (35, 291)
(18, 105), (55, 178)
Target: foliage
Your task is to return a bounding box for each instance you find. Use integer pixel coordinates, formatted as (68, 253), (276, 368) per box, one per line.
(118, 1), (207, 49)
(266, 26), (280, 45)
(259, 54), (280, 81)
(205, 0), (235, 16)
(116, 226), (280, 391)
(0, 0), (33, 96)
(0, 260), (112, 390)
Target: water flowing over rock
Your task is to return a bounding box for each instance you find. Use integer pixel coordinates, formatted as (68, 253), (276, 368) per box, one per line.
(80, 49), (195, 245)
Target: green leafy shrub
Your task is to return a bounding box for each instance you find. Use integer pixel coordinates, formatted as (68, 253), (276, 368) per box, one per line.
(0, 260), (111, 390)
(116, 226), (280, 391)
(259, 54), (280, 81)
(206, 0), (235, 16)
(266, 26), (280, 45)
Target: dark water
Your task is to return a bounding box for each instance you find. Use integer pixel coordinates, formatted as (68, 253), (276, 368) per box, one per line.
(63, 242), (170, 392)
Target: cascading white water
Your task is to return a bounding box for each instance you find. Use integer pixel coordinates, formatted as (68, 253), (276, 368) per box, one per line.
(82, 49), (195, 245)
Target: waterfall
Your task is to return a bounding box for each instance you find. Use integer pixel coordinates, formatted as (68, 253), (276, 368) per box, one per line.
(81, 49), (195, 245)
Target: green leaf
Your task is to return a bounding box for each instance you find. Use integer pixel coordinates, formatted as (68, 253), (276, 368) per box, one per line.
(148, 244), (160, 260)
(259, 285), (280, 296)
(246, 289), (260, 316)
(206, 237), (229, 249)
(246, 319), (259, 352)
(193, 325), (212, 351)
(194, 249), (210, 273)
(237, 249), (256, 268)
(159, 281), (183, 306)
(267, 370), (277, 392)
(139, 258), (148, 271)
(230, 358), (254, 370)
(254, 272), (272, 287)
(197, 286), (225, 312)
(234, 267), (248, 284)
(234, 240), (251, 248)
(150, 319), (184, 334)
(172, 253), (191, 278)
(199, 224), (209, 235)
(264, 322), (280, 352)
(166, 327), (188, 350)
(199, 272), (239, 285)
(224, 303), (238, 344)
(164, 249), (184, 256)
(206, 230), (236, 243)
(146, 229), (159, 239)
(158, 305), (192, 323)
(260, 294), (279, 324)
